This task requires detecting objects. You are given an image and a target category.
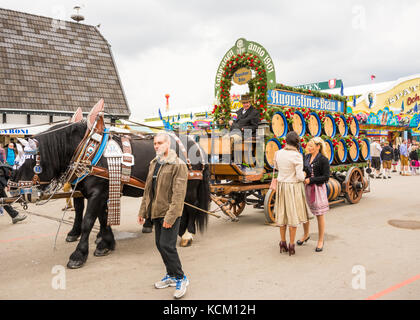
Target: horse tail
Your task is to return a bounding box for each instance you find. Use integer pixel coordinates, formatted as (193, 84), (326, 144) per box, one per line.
(195, 163), (210, 233)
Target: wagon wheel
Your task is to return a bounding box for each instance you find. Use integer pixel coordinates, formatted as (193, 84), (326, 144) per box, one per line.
(343, 167), (364, 204)
(263, 189), (276, 223)
(230, 201), (246, 217)
(218, 196), (246, 217)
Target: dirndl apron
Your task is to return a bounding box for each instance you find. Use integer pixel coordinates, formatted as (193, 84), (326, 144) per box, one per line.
(305, 162), (329, 216)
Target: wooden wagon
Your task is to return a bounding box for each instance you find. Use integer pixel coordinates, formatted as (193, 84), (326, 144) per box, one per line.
(197, 110), (371, 223)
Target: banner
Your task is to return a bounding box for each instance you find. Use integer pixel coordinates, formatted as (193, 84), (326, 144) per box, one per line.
(267, 89), (344, 112)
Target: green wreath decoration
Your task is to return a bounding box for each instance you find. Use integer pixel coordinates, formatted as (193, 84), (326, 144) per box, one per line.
(212, 52), (268, 127)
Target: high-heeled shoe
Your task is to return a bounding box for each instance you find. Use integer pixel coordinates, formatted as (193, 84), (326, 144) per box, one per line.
(315, 241), (324, 252)
(297, 236), (310, 246)
(279, 241), (288, 253)
(288, 243), (295, 256)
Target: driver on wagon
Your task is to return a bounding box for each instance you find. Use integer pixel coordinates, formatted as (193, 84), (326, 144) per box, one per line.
(227, 94), (260, 166)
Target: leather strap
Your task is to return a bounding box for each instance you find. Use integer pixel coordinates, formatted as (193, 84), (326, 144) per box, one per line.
(121, 135), (134, 183)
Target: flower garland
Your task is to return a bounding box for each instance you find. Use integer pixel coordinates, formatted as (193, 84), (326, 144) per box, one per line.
(330, 162), (368, 173)
(275, 83), (347, 103)
(213, 52), (269, 127)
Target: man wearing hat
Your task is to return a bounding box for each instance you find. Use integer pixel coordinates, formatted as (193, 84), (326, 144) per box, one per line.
(227, 95), (260, 166)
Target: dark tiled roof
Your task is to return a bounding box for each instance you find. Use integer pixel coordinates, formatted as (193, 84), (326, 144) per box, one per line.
(0, 8), (130, 117)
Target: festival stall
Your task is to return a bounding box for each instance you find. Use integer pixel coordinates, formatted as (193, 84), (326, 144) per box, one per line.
(347, 74), (420, 144)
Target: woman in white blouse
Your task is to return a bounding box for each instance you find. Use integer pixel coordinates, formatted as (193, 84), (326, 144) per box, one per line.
(273, 131), (312, 256)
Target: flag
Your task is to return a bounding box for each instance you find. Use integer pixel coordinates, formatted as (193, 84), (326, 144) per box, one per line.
(370, 75), (376, 81)
(401, 100), (405, 112)
(328, 79), (336, 89)
(172, 116), (175, 122)
(178, 113), (180, 121)
(353, 95), (357, 107)
(413, 102), (418, 113)
(190, 112), (193, 119)
(158, 108), (163, 121)
(340, 82), (344, 96)
(205, 112), (208, 118)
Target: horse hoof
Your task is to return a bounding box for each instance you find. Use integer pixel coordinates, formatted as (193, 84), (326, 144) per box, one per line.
(142, 227), (153, 233)
(95, 237), (102, 245)
(94, 248), (111, 257)
(179, 239), (193, 247)
(67, 260), (85, 269)
(66, 235), (79, 242)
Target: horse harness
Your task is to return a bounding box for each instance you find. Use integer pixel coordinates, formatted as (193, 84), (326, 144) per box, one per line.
(61, 116), (204, 226)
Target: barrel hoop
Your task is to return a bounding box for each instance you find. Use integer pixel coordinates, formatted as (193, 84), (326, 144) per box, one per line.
(272, 111), (288, 138)
(324, 139), (334, 164)
(350, 138), (360, 162)
(308, 112), (322, 137)
(339, 115), (348, 136)
(324, 114), (337, 137)
(265, 138), (282, 168)
(293, 110), (306, 137)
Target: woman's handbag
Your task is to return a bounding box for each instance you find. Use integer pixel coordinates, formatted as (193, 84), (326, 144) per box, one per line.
(270, 169), (277, 191)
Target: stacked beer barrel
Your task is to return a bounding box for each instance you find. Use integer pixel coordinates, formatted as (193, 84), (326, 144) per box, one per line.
(265, 110), (368, 169)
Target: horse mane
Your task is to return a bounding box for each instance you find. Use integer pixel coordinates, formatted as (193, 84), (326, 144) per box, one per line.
(35, 121), (87, 178)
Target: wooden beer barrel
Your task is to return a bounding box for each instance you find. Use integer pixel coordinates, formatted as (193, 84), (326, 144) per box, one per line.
(349, 116), (360, 137)
(271, 111), (288, 138)
(348, 138), (360, 162)
(334, 139), (348, 164)
(323, 114), (336, 138)
(359, 138), (370, 162)
(306, 112), (322, 137)
(324, 139), (334, 164)
(336, 115), (348, 136)
(326, 178), (342, 201)
(291, 110), (306, 137)
(265, 138), (282, 169)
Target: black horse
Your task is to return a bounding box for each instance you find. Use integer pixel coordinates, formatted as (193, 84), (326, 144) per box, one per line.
(11, 120), (210, 269)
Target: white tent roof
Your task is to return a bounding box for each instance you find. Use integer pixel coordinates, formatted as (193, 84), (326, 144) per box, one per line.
(322, 74), (420, 97)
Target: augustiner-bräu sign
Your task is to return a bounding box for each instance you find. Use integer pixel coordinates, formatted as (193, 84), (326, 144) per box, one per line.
(214, 38), (276, 98)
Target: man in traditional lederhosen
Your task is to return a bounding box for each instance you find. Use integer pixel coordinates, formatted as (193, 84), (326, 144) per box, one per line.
(138, 132), (189, 299)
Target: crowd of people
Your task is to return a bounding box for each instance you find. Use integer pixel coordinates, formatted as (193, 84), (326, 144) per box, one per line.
(369, 138), (420, 178)
(0, 144), (27, 222)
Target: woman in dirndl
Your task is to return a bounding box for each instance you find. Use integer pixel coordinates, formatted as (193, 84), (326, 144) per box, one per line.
(298, 137), (330, 252)
(273, 131), (313, 256)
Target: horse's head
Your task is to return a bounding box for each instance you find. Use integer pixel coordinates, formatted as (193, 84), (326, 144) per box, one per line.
(9, 100), (104, 200)
(9, 121), (88, 199)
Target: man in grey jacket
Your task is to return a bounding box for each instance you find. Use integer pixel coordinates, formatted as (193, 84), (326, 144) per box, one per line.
(138, 132), (189, 299)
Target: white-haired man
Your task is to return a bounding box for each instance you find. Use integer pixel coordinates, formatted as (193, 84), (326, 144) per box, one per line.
(138, 132), (190, 299)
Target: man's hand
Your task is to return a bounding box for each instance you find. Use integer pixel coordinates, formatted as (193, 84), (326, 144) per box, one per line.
(228, 120), (233, 126)
(304, 178), (310, 185)
(138, 216), (145, 225)
(163, 221), (172, 229)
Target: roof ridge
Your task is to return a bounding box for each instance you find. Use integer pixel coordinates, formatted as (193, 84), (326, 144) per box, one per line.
(0, 6), (97, 29)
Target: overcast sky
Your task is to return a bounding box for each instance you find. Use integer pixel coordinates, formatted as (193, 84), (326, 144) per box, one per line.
(1, 0), (419, 120)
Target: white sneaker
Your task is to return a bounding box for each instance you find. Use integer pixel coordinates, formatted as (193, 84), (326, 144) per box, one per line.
(173, 275), (189, 299)
(155, 274), (177, 289)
